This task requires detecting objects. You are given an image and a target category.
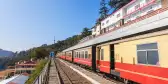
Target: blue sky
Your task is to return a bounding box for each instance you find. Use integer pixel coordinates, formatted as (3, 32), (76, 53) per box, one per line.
(0, 0), (100, 52)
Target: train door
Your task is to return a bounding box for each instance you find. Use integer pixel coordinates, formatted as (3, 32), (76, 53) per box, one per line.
(110, 44), (115, 70)
(97, 47), (101, 68)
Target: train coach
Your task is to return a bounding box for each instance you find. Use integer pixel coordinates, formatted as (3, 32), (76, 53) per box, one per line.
(58, 52), (66, 60)
(57, 0), (168, 83)
(73, 47), (92, 66)
(95, 32), (168, 84)
(58, 31), (168, 84)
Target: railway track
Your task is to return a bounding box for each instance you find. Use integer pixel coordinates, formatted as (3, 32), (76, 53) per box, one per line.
(53, 58), (92, 84)
(62, 60), (124, 84)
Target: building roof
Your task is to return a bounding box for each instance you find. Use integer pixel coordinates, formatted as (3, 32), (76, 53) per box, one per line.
(0, 75), (29, 84)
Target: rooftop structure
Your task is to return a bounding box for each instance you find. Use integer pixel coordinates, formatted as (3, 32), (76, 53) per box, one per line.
(63, 0), (168, 52)
(0, 74), (29, 84)
(15, 60), (37, 74)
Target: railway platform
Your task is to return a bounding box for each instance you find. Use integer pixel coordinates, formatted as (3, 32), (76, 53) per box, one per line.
(48, 59), (60, 84)
(58, 59), (120, 84)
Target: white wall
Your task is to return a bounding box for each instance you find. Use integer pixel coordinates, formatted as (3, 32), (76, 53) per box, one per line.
(92, 24), (101, 36)
(97, 0), (162, 34)
(101, 9), (123, 30)
(124, 0), (162, 23)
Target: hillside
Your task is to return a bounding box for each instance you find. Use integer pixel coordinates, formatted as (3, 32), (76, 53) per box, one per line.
(0, 49), (14, 57)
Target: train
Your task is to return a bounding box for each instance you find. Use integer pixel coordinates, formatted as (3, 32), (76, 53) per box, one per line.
(57, 0), (168, 84)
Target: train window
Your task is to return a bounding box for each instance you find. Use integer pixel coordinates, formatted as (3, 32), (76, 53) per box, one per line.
(137, 43), (159, 65)
(147, 51), (159, 65)
(75, 52), (77, 58)
(82, 51), (84, 58)
(137, 43), (158, 50)
(137, 51), (147, 64)
(79, 52), (81, 58)
(80, 52), (82, 58)
(85, 51), (88, 58)
(78, 52), (80, 58)
(101, 49), (104, 60)
(78, 52), (79, 58)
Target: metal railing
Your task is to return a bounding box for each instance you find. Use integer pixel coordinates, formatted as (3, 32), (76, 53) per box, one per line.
(32, 59), (51, 84)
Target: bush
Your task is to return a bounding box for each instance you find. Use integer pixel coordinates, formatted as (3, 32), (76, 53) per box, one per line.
(25, 59), (48, 84)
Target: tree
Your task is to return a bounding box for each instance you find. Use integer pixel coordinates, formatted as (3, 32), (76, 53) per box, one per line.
(43, 27), (92, 55)
(35, 48), (49, 59)
(99, 0), (109, 20)
(81, 27), (92, 38)
(30, 49), (36, 59)
(108, 0), (131, 11)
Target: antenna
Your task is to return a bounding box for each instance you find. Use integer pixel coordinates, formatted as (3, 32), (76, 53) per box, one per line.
(54, 36), (55, 44)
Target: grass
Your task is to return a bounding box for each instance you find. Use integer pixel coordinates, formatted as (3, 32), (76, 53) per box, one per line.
(25, 59), (48, 84)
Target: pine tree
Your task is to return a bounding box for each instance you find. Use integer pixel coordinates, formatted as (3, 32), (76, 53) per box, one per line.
(99, 0), (109, 20)
(108, 0), (131, 11)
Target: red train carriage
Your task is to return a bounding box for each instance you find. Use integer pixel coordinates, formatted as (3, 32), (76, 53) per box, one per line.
(59, 56), (66, 60)
(58, 52), (66, 60)
(73, 47), (92, 67)
(65, 51), (73, 62)
(95, 32), (168, 84)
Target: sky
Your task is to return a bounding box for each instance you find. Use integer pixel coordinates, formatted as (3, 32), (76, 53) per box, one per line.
(0, 0), (100, 52)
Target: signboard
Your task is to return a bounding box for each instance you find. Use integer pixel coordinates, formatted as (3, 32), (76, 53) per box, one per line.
(50, 51), (55, 57)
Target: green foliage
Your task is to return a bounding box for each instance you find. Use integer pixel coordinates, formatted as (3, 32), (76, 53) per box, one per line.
(48, 27), (91, 53)
(29, 47), (49, 59)
(30, 49), (36, 59)
(25, 59), (48, 84)
(81, 27), (92, 38)
(35, 48), (49, 59)
(99, 0), (109, 20)
(5, 47), (49, 67)
(108, 0), (131, 11)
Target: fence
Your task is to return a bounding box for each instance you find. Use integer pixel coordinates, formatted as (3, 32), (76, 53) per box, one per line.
(32, 59), (51, 84)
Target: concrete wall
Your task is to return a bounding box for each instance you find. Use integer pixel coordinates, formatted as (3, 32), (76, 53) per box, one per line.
(101, 9), (123, 30)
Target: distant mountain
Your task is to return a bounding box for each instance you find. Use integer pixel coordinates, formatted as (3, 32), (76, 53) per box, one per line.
(0, 49), (14, 57)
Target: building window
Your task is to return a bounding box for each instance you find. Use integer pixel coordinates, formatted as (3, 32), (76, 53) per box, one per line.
(101, 49), (104, 60)
(94, 27), (96, 32)
(135, 4), (140, 10)
(147, 9), (154, 14)
(117, 13), (120, 18)
(102, 23), (104, 26)
(106, 20), (109, 24)
(85, 51), (88, 59)
(137, 43), (159, 65)
(104, 28), (106, 33)
(146, 0), (151, 3)
(106, 27), (109, 32)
